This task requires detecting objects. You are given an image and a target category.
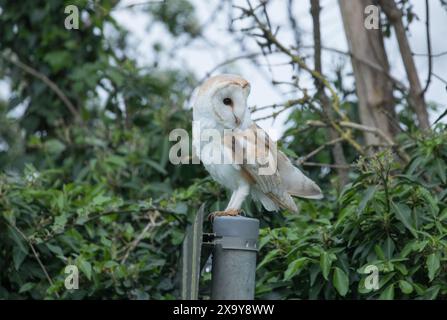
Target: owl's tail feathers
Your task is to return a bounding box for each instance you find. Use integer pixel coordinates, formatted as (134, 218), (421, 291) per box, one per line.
(252, 189), (299, 213)
(288, 177), (323, 200)
(277, 150), (324, 200)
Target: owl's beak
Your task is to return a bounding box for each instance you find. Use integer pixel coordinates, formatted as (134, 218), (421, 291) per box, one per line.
(234, 115), (241, 126)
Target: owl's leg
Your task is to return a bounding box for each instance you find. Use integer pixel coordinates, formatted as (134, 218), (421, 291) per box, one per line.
(209, 185), (249, 221)
(225, 184), (250, 211)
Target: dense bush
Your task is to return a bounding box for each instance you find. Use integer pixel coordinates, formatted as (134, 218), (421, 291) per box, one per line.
(1, 122), (445, 299)
(0, 116), (206, 299)
(255, 127), (447, 299)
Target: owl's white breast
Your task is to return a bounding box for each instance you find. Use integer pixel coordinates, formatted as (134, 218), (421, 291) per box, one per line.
(204, 162), (243, 192)
(199, 137), (243, 191)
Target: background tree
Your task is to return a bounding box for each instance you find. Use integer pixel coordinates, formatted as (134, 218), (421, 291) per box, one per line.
(339, 0), (397, 146)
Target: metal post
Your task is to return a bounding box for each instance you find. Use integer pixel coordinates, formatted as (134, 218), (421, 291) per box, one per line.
(211, 216), (259, 300)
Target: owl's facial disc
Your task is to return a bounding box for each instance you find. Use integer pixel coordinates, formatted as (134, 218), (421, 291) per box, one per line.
(212, 84), (249, 129)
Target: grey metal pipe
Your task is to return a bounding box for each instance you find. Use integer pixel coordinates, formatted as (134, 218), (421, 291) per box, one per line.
(211, 216), (259, 300)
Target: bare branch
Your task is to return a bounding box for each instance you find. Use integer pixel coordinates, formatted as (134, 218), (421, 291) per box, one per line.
(422, 0), (432, 95)
(310, 0), (348, 185)
(301, 161), (353, 169)
(296, 137), (344, 165)
(2, 52), (82, 122)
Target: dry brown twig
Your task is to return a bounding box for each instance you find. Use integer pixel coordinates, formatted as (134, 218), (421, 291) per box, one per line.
(306, 120), (394, 146)
(120, 210), (163, 263)
(296, 137), (344, 166)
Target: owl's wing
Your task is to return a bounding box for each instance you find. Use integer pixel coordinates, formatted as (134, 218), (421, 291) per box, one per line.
(225, 124), (322, 213)
(277, 149), (323, 199)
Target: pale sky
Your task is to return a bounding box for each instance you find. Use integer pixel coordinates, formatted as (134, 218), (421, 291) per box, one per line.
(1, 0), (445, 141)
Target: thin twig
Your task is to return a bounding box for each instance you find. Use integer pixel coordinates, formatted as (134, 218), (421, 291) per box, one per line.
(422, 0), (432, 95)
(296, 137), (344, 165)
(306, 120), (394, 146)
(297, 44), (408, 91)
(121, 211), (162, 263)
(2, 53), (81, 122)
(114, 0), (164, 10)
(4, 220), (60, 298)
(432, 72), (447, 85)
(199, 53), (263, 84)
(301, 162), (353, 169)
(310, 0), (348, 186)
(413, 51), (447, 58)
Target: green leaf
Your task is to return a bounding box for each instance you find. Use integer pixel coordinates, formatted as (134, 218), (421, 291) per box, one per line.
(333, 267), (349, 296)
(13, 246), (27, 271)
(257, 249), (280, 270)
(383, 237), (395, 259)
(424, 285), (441, 299)
(374, 245), (386, 260)
(398, 280), (413, 294)
(394, 263), (408, 276)
(379, 284), (395, 300)
(44, 139), (66, 155)
(283, 257), (308, 281)
(92, 194), (112, 206)
(8, 226), (28, 254)
(426, 253), (440, 281)
(435, 158), (446, 183)
(320, 252), (333, 280)
(391, 202), (416, 236)
(19, 283), (35, 293)
(43, 51), (72, 71)
(78, 258), (92, 281)
(46, 243), (64, 256)
(144, 159), (168, 175)
(357, 186), (377, 215)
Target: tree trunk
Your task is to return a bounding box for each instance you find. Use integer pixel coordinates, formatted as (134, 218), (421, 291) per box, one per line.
(378, 0), (430, 130)
(338, 0), (397, 146)
(311, 0), (349, 186)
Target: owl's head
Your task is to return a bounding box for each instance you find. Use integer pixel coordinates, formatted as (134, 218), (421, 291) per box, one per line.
(194, 74), (251, 129)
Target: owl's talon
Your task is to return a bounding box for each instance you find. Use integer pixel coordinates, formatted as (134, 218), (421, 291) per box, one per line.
(208, 209), (241, 222)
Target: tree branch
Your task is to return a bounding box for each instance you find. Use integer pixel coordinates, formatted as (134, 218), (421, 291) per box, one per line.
(422, 0), (432, 95)
(2, 52), (82, 122)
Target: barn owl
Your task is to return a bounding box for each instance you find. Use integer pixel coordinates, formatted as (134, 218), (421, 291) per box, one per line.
(192, 74), (323, 218)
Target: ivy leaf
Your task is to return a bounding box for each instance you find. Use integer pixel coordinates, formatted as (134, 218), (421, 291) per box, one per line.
(333, 267), (349, 296)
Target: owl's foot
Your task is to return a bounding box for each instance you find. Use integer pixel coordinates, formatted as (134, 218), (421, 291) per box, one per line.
(208, 209), (241, 222)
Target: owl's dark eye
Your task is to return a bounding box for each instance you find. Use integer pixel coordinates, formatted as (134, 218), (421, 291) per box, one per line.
(223, 98), (233, 106)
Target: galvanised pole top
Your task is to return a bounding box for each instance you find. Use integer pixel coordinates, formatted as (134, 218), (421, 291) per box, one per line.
(211, 215), (260, 300)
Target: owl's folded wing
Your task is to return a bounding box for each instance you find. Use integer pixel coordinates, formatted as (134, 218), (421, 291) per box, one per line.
(225, 124), (322, 212)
